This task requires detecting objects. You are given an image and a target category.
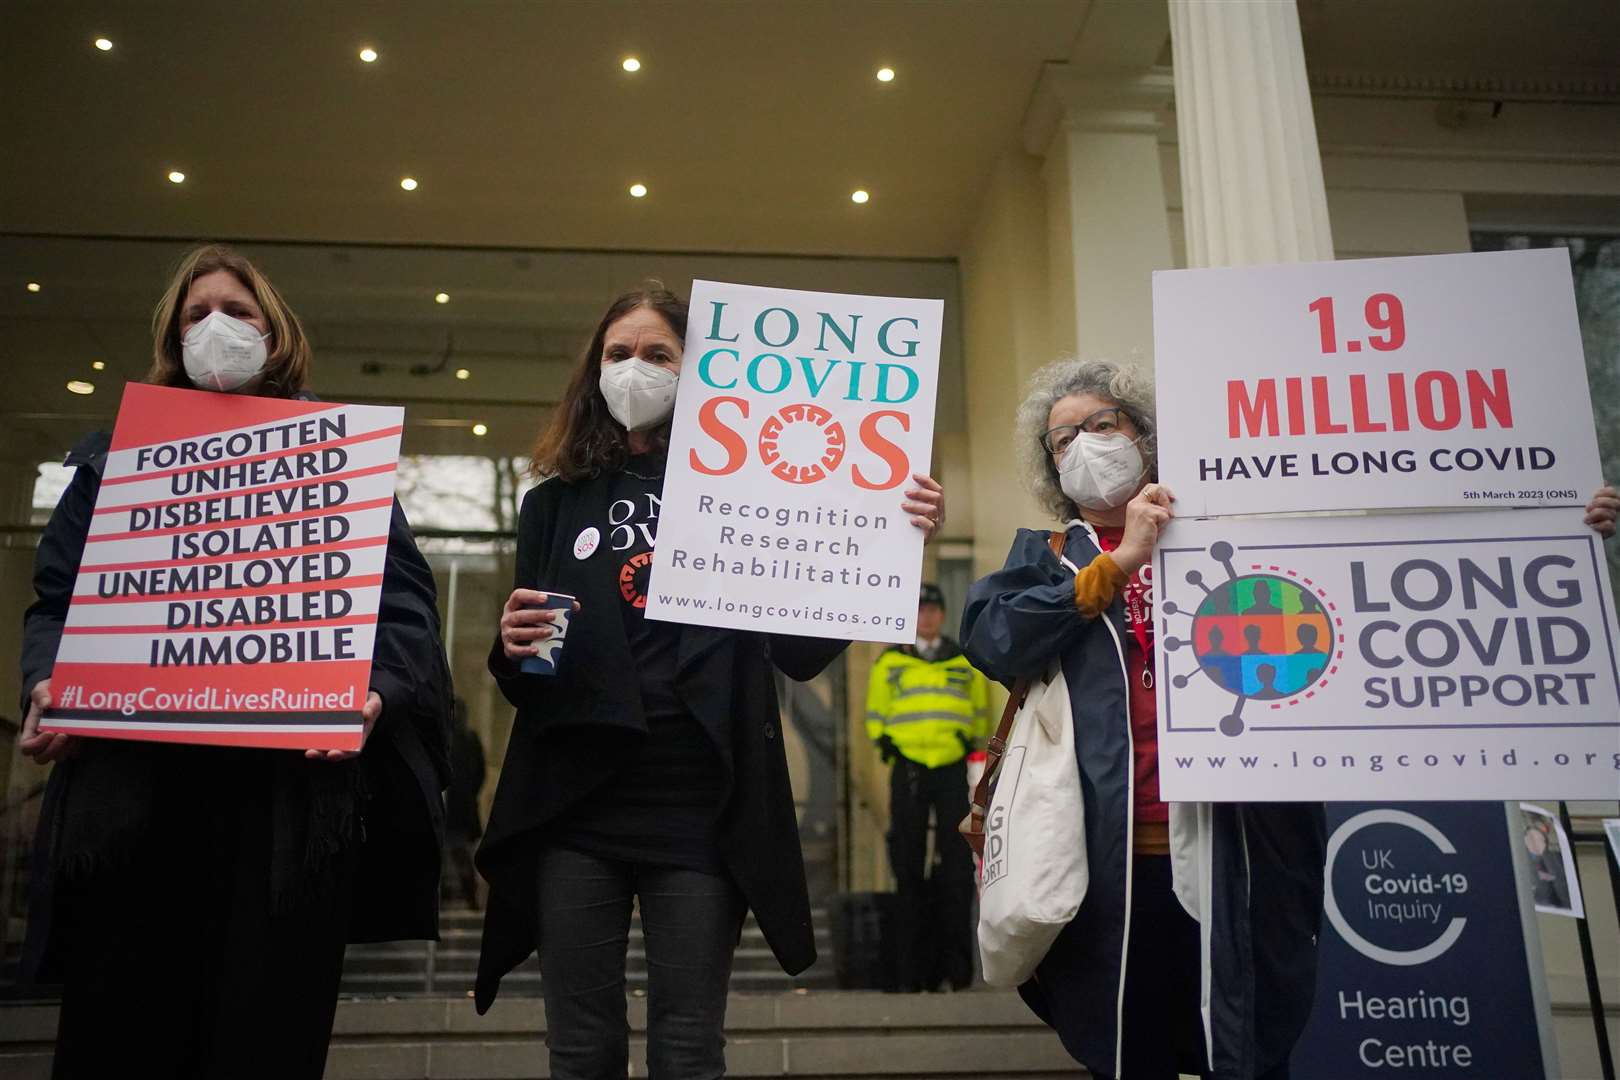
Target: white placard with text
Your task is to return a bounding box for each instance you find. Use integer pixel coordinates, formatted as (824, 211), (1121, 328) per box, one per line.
(647, 280), (941, 642)
(1154, 509), (1620, 802)
(1153, 249), (1603, 517)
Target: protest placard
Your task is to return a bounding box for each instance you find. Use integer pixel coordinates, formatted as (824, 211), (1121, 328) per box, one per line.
(1153, 508), (1620, 801)
(39, 383), (404, 751)
(1152, 249), (1603, 516)
(1291, 803), (1556, 1078)
(647, 280), (941, 642)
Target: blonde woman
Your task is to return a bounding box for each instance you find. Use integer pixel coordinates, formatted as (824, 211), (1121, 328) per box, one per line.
(18, 245), (452, 1080)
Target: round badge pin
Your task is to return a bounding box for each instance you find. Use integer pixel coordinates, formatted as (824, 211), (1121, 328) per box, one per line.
(574, 527), (601, 560)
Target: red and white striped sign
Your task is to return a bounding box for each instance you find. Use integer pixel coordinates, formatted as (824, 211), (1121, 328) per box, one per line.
(40, 383), (404, 750)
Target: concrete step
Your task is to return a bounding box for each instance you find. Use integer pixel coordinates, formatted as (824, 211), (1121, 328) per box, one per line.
(0, 990), (1084, 1079)
(337, 968), (838, 996)
(342, 946), (811, 976)
(346, 931), (833, 960)
(338, 908), (838, 996)
(1, 936), (835, 1000)
(373, 925), (833, 947)
(434, 909), (831, 930)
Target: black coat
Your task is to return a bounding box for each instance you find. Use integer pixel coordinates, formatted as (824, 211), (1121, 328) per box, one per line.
(473, 472), (845, 1013)
(19, 428), (452, 978)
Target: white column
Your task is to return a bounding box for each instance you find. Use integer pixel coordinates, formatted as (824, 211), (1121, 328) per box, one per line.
(1025, 66), (1178, 361)
(1168, 0), (1334, 267)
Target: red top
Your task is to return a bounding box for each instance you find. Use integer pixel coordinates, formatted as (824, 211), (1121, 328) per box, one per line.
(1094, 527), (1166, 826)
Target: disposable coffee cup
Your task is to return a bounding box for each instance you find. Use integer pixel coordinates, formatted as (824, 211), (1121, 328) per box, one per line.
(518, 592), (576, 676)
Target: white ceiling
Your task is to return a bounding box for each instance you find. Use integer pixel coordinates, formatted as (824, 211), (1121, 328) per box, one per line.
(4, 0), (1088, 258)
(7, 0), (1612, 258)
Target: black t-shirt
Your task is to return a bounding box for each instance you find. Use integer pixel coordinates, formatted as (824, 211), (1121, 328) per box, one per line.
(557, 455), (727, 870)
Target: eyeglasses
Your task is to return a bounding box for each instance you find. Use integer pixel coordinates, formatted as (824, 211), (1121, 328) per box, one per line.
(1040, 407), (1129, 454)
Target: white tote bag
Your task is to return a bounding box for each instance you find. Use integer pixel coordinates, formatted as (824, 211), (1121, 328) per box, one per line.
(976, 663), (1088, 987)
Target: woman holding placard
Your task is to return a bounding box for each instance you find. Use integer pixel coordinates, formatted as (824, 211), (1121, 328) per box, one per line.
(959, 358), (1327, 1080)
(17, 244), (452, 1080)
(477, 283), (945, 1078)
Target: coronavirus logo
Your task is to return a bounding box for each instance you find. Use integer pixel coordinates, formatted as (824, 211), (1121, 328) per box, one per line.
(1162, 540), (1346, 736)
(757, 402), (845, 484)
(619, 551), (653, 608)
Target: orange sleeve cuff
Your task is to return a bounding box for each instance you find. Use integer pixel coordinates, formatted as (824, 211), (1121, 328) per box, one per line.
(1073, 552), (1129, 618)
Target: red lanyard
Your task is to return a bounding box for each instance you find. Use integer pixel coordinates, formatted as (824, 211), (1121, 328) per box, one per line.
(1095, 530), (1154, 688)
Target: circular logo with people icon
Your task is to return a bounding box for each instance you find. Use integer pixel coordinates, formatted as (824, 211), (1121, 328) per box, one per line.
(1190, 573), (1330, 700)
(1163, 541), (1345, 736)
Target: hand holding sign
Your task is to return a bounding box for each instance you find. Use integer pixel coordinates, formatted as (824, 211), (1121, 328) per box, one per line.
(18, 680), (77, 765)
(304, 691), (381, 761)
(1585, 484), (1618, 539)
(1113, 483), (1175, 576)
(901, 473), (945, 541)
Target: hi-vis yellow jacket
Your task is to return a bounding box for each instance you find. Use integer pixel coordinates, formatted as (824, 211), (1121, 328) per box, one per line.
(865, 640), (991, 768)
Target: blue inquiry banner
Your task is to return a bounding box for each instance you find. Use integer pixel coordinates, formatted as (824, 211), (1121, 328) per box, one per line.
(1291, 803), (1550, 1078)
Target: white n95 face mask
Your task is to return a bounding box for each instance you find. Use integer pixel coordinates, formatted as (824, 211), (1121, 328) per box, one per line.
(182, 311), (270, 392)
(600, 358), (678, 431)
(1058, 431), (1147, 510)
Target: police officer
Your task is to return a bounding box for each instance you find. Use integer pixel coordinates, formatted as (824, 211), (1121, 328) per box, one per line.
(866, 583), (990, 991)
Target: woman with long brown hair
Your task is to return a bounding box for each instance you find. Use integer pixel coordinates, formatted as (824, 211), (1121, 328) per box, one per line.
(473, 283), (945, 1078)
(17, 244), (453, 1079)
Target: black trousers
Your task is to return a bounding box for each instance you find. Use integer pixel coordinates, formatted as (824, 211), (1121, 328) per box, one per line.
(536, 845), (746, 1080)
(886, 756), (974, 992)
(50, 763), (354, 1080)
(1115, 856), (1291, 1080)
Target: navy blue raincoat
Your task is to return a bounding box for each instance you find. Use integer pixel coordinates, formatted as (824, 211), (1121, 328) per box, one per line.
(962, 523), (1326, 1080)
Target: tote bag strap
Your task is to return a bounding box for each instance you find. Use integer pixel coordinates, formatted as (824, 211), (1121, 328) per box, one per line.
(959, 529), (1069, 857)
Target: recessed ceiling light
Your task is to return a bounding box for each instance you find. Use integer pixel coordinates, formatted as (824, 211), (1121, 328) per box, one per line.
(622, 57), (641, 72)
(26, 282), (41, 293)
(167, 170), (186, 184)
(455, 367), (470, 380)
(400, 176), (418, 191)
(876, 67), (895, 83)
(359, 47), (378, 63)
(92, 361), (106, 371)
(629, 183), (648, 198)
(851, 189), (870, 204)
(434, 292), (450, 304)
(94, 37), (113, 52)
(471, 422), (488, 437)
(66, 380), (95, 396)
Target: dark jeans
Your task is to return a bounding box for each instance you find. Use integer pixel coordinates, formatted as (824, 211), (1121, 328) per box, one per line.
(536, 845), (745, 1080)
(1117, 856), (1290, 1080)
(51, 758), (353, 1080)
(886, 756), (974, 991)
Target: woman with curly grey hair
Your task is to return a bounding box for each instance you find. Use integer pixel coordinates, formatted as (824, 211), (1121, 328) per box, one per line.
(961, 358), (1326, 1080)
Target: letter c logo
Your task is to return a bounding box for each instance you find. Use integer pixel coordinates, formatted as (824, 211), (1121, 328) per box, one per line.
(1323, 809), (1466, 966)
